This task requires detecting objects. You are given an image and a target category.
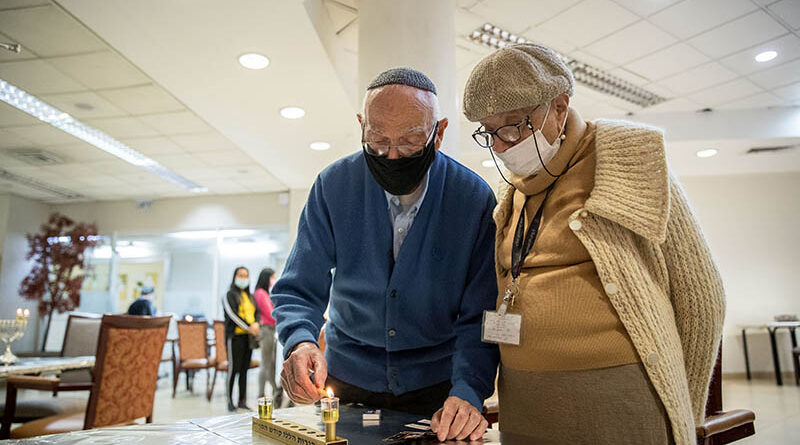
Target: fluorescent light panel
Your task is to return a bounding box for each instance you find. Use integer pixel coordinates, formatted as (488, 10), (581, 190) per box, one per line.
(468, 24), (667, 108)
(0, 78), (206, 192)
(0, 168), (83, 199)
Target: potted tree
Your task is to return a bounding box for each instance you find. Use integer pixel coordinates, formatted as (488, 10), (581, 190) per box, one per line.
(19, 213), (99, 351)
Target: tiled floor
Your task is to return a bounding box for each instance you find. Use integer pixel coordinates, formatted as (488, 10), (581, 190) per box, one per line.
(724, 377), (800, 444)
(8, 371), (800, 443)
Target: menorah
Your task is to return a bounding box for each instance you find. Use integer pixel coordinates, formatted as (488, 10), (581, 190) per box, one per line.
(0, 309), (30, 366)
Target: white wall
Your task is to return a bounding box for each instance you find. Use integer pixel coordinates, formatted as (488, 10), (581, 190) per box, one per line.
(679, 172), (800, 376)
(53, 192), (290, 235)
(166, 248), (215, 319)
(0, 194), (52, 351)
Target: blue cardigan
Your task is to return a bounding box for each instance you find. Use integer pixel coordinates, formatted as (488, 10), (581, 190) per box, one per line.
(272, 151), (500, 410)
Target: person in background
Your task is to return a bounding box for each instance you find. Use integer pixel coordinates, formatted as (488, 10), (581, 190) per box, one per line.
(461, 43), (725, 444)
(253, 268), (282, 405)
(127, 285), (156, 316)
(222, 266), (260, 412)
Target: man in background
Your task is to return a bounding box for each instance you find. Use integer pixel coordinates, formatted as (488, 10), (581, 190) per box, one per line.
(127, 285), (156, 316)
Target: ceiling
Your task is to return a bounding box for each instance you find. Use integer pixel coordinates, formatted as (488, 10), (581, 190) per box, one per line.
(1, 0), (799, 203)
(452, 0), (800, 116)
(0, 0), (284, 202)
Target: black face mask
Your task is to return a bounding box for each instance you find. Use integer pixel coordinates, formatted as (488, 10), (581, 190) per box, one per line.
(363, 122), (438, 196)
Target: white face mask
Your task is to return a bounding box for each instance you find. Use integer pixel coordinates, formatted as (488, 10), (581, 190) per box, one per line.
(495, 103), (565, 177)
(234, 278), (249, 289)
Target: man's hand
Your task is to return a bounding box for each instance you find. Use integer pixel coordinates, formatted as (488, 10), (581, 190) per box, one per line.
(431, 396), (489, 442)
(248, 322), (260, 337)
(280, 342), (327, 404)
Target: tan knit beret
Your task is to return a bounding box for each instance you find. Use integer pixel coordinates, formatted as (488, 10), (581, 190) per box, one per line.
(463, 43), (575, 122)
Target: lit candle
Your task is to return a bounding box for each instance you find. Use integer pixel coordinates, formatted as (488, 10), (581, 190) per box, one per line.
(22, 309), (29, 319)
(15, 308), (23, 320)
(320, 387), (339, 442)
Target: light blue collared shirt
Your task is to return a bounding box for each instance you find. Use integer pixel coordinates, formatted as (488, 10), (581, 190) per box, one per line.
(384, 173), (429, 259)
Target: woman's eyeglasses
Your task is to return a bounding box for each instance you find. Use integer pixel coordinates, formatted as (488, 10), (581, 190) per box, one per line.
(471, 117), (530, 149)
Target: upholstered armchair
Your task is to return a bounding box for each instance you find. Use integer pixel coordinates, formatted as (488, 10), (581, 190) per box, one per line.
(172, 320), (213, 398)
(3, 315), (170, 439)
(0, 314), (101, 431)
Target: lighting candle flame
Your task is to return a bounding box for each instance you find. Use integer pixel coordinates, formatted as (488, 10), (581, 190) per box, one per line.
(22, 309), (29, 318)
(16, 308), (22, 318)
(320, 387), (339, 442)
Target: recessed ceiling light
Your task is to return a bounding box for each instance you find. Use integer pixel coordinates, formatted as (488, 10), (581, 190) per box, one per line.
(280, 106), (305, 119)
(238, 53), (270, 69)
(310, 141), (330, 151)
(754, 50), (777, 63)
(696, 149), (718, 158)
(482, 159), (496, 168)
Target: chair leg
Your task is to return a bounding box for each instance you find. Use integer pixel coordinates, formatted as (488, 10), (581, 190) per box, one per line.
(794, 352), (800, 386)
(172, 368), (180, 398)
(207, 368), (217, 402)
(186, 370), (192, 393)
(1, 382), (18, 439)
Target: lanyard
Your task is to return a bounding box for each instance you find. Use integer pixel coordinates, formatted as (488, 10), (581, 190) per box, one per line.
(498, 189), (549, 315)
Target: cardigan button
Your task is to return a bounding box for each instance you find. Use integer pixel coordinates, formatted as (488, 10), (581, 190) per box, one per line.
(390, 290), (397, 298)
(646, 353), (660, 365)
(569, 220), (582, 231)
(580, 210), (589, 218)
(604, 283), (619, 295)
(388, 329), (397, 337)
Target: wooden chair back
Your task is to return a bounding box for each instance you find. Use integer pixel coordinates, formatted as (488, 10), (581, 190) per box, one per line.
(84, 315), (170, 429)
(176, 320), (209, 362)
(213, 320), (227, 366)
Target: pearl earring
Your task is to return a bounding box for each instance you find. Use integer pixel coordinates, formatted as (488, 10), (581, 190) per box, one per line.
(560, 133), (566, 141)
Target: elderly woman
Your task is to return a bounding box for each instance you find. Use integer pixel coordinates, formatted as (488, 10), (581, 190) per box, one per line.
(461, 43), (725, 445)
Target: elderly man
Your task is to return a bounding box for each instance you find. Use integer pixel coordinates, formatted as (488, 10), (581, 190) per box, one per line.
(462, 43), (724, 445)
(272, 67), (499, 442)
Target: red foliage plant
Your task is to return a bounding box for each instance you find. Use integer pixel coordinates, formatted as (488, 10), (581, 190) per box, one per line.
(19, 213), (99, 350)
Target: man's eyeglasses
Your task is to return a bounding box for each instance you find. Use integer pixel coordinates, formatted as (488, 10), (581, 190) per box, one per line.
(471, 117), (531, 149)
(363, 121), (438, 158)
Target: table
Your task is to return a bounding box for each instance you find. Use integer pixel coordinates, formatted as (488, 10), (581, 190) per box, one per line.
(740, 321), (800, 386)
(0, 405), (541, 444)
(0, 356), (95, 380)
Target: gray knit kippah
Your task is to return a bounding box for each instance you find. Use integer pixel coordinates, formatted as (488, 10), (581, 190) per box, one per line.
(367, 67), (437, 95)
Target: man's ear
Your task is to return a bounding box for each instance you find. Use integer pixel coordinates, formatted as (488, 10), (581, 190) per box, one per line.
(434, 117), (449, 152)
(356, 113), (363, 125)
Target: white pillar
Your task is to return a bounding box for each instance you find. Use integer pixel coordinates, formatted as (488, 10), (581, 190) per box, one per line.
(358, 0), (459, 158)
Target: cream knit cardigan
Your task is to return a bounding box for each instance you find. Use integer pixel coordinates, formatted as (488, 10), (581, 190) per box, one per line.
(493, 118), (726, 445)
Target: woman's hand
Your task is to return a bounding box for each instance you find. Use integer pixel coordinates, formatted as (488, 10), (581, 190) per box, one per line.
(248, 322), (260, 337)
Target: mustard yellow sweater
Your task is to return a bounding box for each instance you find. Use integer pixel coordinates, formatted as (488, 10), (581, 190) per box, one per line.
(497, 118), (640, 371)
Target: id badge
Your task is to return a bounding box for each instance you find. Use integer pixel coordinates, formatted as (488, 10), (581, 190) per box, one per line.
(481, 310), (522, 345)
